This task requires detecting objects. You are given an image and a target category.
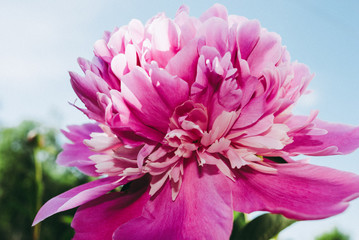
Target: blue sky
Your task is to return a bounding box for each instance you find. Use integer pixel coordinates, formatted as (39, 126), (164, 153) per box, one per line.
(1, 0), (358, 239)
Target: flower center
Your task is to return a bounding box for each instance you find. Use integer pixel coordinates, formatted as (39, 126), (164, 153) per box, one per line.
(164, 100), (208, 158)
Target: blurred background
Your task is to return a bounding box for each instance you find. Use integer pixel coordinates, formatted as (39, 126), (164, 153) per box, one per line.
(0, 0), (358, 239)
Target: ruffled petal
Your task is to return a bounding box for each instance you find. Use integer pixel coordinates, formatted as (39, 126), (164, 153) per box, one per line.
(148, 15), (180, 67)
(198, 17), (229, 56)
(70, 70), (110, 122)
(113, 162), (233, 240)
(233, 95), (266, 129)
(199, 3), (228, 22)
(165, 39), (199, 85)
(150, 66), (189, 110)
(246, 29), (282, 77)
(110, 90), (165, 143)
(232, 162), (359, 220)
(72, 178), (150, 240)
(121, 67), (172, 133)
(284, 118), (359, 156)
(57, 124), (102, 176)
(32, 177), (125, 226)
(237, 19), (260, 60)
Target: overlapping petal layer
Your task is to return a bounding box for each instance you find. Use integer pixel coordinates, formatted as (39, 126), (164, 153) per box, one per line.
(57, 123), (102, 176)
(32, 177), (125, 226)
(72, 177), (150, 240)
(113, 161), (233, 240)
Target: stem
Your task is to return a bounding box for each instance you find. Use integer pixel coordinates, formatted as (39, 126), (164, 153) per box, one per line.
(33, 147), (44, 240)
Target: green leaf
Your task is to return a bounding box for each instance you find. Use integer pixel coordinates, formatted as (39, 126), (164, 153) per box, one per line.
(315, 227), (350, 240)
(230, 212), (247, 240)
(232, 213), (296, 240)
(60, 215), (74, 225)
(265, 156), (287, 164)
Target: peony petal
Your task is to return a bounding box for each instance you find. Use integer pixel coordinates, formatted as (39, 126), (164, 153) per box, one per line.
(237, 135), (284, 150)
(198, 17), (228, 56)
(113, 161), (233, 240)
(111, 53), (128, 79)
(165, 39), (199, 85)
(174, 7), (199, 47)
(199, 3), (228, 22)
(191, 46), (223, 106)
(32, 177), (125, 226)
(84, 132), (121, 152)
(137, 144), (156, 168)
(198, 152), (236, 180)
(201, 111), (237, 146)
(110, 90), (165, 143)
(237, 19), (261, 60)
(218, 77), (243, 111)
(125, 44), (138, 71)
(80, 56), (120, 90)
(70, 70), (110, 122)
(72, 177), (150, 240)
(61, 123), (101, 144)
(107, 28), (126, 55)
(57, 124), (102, 177)
(233, 95), (266, 129)
(121, 67), (172, 133)
(246, 29), (282, 77)
(243, 114), (274, 136)
(232, 162), (359, 220)
(284, 118), (359, 156)
(150, 16), (179, 52)
(94, 39), (112, 62)
(128, 19), (144, 44)
(150, 66), (189, 109)
(285, 111), (321, 135)
(77, 57), (102, 77)
(235, 124), (291, 151)
(148, 16), (180, 67)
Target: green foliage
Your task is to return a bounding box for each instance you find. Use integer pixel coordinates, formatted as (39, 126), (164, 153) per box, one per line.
(0, 121), (90, 240)
(230, 213), (296, 240)
(230, 212), (247, 240)
(315, 228), (350, 240)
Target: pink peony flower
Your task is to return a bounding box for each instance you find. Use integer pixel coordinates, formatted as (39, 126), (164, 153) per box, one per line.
(33, 4), (359, 239)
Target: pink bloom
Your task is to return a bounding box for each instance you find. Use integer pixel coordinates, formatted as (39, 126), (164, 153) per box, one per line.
(33, 4), (359, 239)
